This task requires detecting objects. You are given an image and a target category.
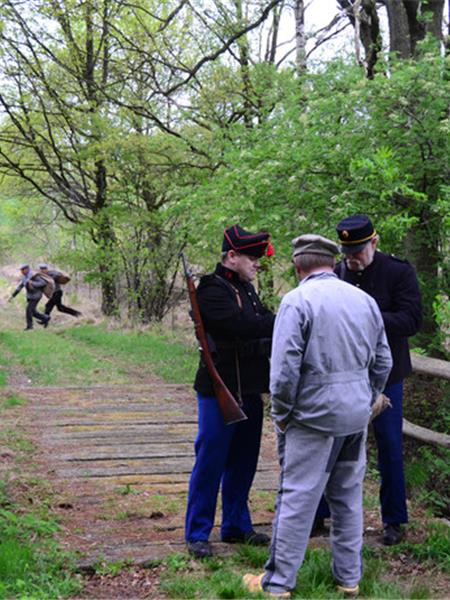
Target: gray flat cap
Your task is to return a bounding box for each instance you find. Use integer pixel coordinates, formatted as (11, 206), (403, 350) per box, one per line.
(20, 263), (30, 270)
(38, 263), (49, 269)
(292, 234), (339, 258)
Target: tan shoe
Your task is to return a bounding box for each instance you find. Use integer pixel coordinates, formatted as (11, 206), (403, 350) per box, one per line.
(242, 573), (291, 598)
(336, 583), (359, 598)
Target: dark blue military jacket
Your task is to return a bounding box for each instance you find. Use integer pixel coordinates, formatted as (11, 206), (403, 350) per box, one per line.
(335, 251), (422, 386)
(194, 263), (275, 397)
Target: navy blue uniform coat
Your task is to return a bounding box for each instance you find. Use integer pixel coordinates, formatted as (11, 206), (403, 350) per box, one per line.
(335, 251), (422, 385)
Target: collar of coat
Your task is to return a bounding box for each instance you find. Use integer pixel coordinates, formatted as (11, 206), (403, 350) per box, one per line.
(215, 262), (243, 285)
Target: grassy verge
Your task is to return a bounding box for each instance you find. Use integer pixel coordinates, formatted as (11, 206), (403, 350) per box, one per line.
(0, 505), (82, 598)
(0, 328), (128, 386)
(158, 544), (436, 599)
(62, 323), (198, 383)
(0, 402), (82, 598)
(0, 323), (197, 386)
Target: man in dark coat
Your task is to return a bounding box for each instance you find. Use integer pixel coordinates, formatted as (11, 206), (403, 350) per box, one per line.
(315, 215), (422, 546)
(9, 264), (51, 330)
(185, 224), (275, 559)
(38, 264), (81, 318)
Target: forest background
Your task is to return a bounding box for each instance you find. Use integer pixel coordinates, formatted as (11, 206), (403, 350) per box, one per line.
(0, 0), (449, 356)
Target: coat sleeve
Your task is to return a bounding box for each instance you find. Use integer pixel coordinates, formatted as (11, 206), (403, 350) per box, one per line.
(381, 263), (422, 337)
(198, 281), (274, 339)
(369, 308), (393, 402)
(270, 300), (306, 426)
(11, 281), (25, 297)
(29, 276), (46, 290)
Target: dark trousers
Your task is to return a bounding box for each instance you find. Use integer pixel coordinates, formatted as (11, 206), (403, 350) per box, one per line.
(185, 393), (264, 542)
(315, 381), (408, 525)
(45, 290), (79, 316)
(26, 299), (48, 329)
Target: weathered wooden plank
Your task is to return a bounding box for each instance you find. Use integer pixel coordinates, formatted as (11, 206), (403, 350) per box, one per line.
(59, 443), (193, 461)
(44, 436), (195, 447)
(42, 423), (195, 438)
(59, 469), (278, 488)
(403, 418), (450, 448)
(57, 460), (279, 478)
(411, 353), (450, 380)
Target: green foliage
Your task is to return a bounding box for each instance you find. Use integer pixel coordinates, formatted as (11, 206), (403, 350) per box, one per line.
(406, 446), (450, 517)
(184, 54), (449, 351)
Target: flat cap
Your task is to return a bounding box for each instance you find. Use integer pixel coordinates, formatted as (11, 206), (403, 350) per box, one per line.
(292, 234), (339, 258)
(19, 263), (30, 270)
(38, 263), (48, 270)
(222, 224), (271, 258)
(336, 214), (376, 254)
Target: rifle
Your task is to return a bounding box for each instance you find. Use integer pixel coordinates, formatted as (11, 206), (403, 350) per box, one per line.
(180, 252), (247, 425)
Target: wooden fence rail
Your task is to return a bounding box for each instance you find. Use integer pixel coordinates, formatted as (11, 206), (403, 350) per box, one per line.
(403, 353), (450, 448)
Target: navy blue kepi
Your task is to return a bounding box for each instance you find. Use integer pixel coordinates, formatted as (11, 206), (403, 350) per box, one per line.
(336, 215), (376, 254)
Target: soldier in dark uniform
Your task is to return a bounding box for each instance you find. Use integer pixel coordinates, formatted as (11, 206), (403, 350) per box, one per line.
(314, 215), (422, 546)
(8, 264), (51, 330)
(185, 224), (275, 559)
(38, 264), (81, 318)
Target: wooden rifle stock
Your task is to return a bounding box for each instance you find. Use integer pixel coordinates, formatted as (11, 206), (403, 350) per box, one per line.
(180, 253), (247, 425)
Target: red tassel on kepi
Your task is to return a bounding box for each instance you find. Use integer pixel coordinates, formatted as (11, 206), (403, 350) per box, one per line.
(222, 224), (271, 258)
(266, 243), (274, 257)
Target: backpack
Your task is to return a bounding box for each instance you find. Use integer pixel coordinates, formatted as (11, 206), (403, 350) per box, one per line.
(54, 272), (71, 284)
(31, 272), (56, 298)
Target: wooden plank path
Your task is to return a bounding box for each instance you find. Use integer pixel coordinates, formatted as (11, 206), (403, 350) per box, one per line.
(16, 383), (280, 568)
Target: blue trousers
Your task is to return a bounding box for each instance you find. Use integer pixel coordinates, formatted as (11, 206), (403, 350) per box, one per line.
(316, 382), (408, 525)
(185, 393), (263, 542)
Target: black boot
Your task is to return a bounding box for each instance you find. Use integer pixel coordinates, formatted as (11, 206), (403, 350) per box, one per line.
(222, 530), (270, 545)
(310, 517), (329, 537)
(187, 540), (213, 559)
(382, 524), (404, 546)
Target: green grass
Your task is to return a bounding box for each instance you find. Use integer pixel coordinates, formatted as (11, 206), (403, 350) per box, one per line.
(395, 522), (450, 573)
(0, 352), (8, 387)
(159, 545), (420, 599)
(0, 507), (81, 598)
(0, 392), (26, 408)
(0, 323), (197, 385)
(0, 402), (81, 598)
(62, 324), (198, 383)
(0, 328), (129, 385)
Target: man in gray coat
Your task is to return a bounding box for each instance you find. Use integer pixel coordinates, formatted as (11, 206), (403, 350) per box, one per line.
(9, 264), (51, 330)
(243, 234), (392, 598)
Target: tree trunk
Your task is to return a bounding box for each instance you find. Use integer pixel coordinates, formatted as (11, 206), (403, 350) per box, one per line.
(338, 0), (381, 78)
(423, 0), (445, 41)
(385, 0), (445, 58)
(384, 0), (413, 57)
(294, 0), (306, 76)
(94, 161), (119, 316)
(360, 0), (381, 78)
(234, 0), (253, 126)
(96, 211), (119, 316)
